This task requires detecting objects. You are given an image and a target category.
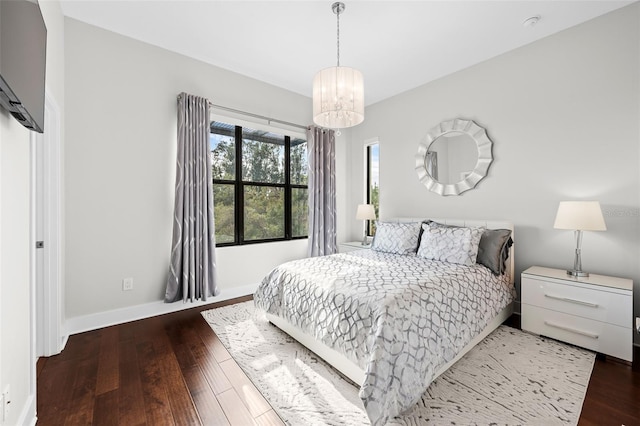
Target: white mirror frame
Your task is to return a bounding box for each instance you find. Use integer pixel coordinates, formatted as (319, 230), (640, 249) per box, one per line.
(415, 118), (493, 196)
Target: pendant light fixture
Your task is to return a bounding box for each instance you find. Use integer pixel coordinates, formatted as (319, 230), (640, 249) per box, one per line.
(312, 2), (364, 129)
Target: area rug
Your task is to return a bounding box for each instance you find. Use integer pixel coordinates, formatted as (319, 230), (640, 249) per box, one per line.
(202, 301), (595, 425)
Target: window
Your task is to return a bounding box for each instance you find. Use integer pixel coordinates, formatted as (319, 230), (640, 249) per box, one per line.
(366, 143), (379, 236)
(210, 121), (308, 246)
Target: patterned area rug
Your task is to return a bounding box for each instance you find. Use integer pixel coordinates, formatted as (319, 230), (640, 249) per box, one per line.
(202, 301), (595, 425)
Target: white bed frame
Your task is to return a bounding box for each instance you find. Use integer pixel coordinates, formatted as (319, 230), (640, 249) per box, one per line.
(267, 219), (515, 386)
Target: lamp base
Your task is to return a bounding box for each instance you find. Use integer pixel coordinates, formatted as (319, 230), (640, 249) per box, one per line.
(567, 230), (589, 278)
(567, 269), (589, 278)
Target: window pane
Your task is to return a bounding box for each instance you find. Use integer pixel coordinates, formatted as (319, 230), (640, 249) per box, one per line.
(210, 122), (236, 180)
(213, 183), (235, 244)
(291, 139), (308, 185)
(291, 187), (308, 238)
(367, 144), (380, 236)
(244, 185), (284, 240)
(242, 127), (285, 183)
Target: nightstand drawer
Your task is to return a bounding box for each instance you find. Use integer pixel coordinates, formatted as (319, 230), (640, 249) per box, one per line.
(522, 304), (632, 361)
(521, 277), (631, 328)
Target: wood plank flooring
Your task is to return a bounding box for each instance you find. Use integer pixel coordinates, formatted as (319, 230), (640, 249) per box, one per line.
(37, 297), (640, 425)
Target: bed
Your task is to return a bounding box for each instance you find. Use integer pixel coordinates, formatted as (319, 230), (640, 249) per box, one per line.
(254, 218), (516, 426)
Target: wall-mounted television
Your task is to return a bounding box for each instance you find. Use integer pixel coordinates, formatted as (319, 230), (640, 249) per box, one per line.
(0, 0), (47, 133)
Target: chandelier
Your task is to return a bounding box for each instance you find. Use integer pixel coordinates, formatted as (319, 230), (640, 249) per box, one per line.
(312, 2), (364, 129)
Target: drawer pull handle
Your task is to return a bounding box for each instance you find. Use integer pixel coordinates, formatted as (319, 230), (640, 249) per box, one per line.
(544, 320), (599, 339)
(544, 293), (599, 308)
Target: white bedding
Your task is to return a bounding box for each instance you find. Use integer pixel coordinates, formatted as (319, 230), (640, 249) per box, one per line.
(254, 249), (516, 425)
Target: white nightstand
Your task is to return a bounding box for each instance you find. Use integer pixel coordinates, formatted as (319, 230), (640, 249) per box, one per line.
(339, 241), (371, 253)
(521, 266), (633, 362)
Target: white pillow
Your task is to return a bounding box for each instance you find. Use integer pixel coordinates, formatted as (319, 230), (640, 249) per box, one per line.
(371, 221), (421, 255)
(417, 222), (484, 265)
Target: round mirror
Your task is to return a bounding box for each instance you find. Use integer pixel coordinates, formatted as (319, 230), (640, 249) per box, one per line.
(415, 118), (493, 196)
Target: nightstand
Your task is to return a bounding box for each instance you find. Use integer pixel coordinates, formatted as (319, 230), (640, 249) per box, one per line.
(339, 241), (371, 253)
(521, 266), (633, 362)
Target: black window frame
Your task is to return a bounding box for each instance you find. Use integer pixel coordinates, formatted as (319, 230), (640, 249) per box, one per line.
(212, 122), (308, 247)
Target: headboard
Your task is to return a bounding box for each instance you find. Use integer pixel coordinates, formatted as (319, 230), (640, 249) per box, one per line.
(391, 217), (515, 285)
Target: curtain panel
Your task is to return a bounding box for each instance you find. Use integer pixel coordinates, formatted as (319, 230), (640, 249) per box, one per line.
(306, 126), (337, 257)
(165, 92), (219, 303)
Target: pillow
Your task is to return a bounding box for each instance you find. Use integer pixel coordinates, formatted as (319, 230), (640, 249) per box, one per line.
(423, 221), (513, 275)
(417, 222), (484, 265)
(370, 221), (422, 255)
(477, 229), (513, 276)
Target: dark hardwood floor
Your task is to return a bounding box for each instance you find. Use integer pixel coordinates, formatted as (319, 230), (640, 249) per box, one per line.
(37, 298), (640, 425)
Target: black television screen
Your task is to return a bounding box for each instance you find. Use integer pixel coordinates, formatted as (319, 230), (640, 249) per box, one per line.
(0, 0), (47, 133)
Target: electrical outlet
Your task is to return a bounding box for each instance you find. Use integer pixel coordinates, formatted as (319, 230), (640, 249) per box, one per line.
(122, 277), (134, 291)
(636, 317), (640, 334)
(3, 385), (10, 422)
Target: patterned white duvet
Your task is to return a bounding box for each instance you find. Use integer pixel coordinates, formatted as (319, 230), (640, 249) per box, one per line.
(254, 249), (516, 426)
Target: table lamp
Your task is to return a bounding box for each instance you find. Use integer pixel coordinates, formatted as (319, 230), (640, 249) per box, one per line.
(553, 201), (606, 277)
(356, 204), (376, 245)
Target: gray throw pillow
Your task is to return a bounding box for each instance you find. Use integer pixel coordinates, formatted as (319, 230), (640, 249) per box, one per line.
(477, 229), (513, 275)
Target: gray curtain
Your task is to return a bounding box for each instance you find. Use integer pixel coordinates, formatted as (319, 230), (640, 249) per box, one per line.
(306, 126), (337, 257)
(165, 93), (219, 302)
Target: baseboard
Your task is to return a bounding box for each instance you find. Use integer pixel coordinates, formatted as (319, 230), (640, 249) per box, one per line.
(16, 393), (36, 426)
(63, 283), (258, 342)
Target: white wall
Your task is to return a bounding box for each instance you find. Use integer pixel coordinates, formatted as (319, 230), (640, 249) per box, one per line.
(348, 4), (640, 338)
(64, 18), (349, 326)
(0, 1), (65, 424)
(0, 111), (33, 426)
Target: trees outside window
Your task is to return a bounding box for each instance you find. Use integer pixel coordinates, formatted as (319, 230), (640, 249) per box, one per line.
(210, 121), (308, 245)
(366, 143), (379, 236)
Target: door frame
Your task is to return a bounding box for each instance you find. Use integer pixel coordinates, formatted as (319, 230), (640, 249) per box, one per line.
(31, 90), (63, 358)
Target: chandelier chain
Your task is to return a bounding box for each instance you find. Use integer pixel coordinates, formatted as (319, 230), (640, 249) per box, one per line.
(336, 5), (340, 66)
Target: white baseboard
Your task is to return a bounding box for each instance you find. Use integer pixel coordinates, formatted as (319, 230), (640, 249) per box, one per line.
(63, 283), (258, 344)
(17, 393), (36, 426)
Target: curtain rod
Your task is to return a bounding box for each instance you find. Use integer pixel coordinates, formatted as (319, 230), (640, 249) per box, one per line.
(208, 102), (308, 131)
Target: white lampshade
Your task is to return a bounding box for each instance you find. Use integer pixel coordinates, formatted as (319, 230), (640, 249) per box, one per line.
(313, 66), (364, 129)
(355, 204), (376, 221)
(553, 201), (606, 231)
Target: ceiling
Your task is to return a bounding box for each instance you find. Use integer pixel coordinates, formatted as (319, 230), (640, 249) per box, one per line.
(59, 0), (634, 106)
